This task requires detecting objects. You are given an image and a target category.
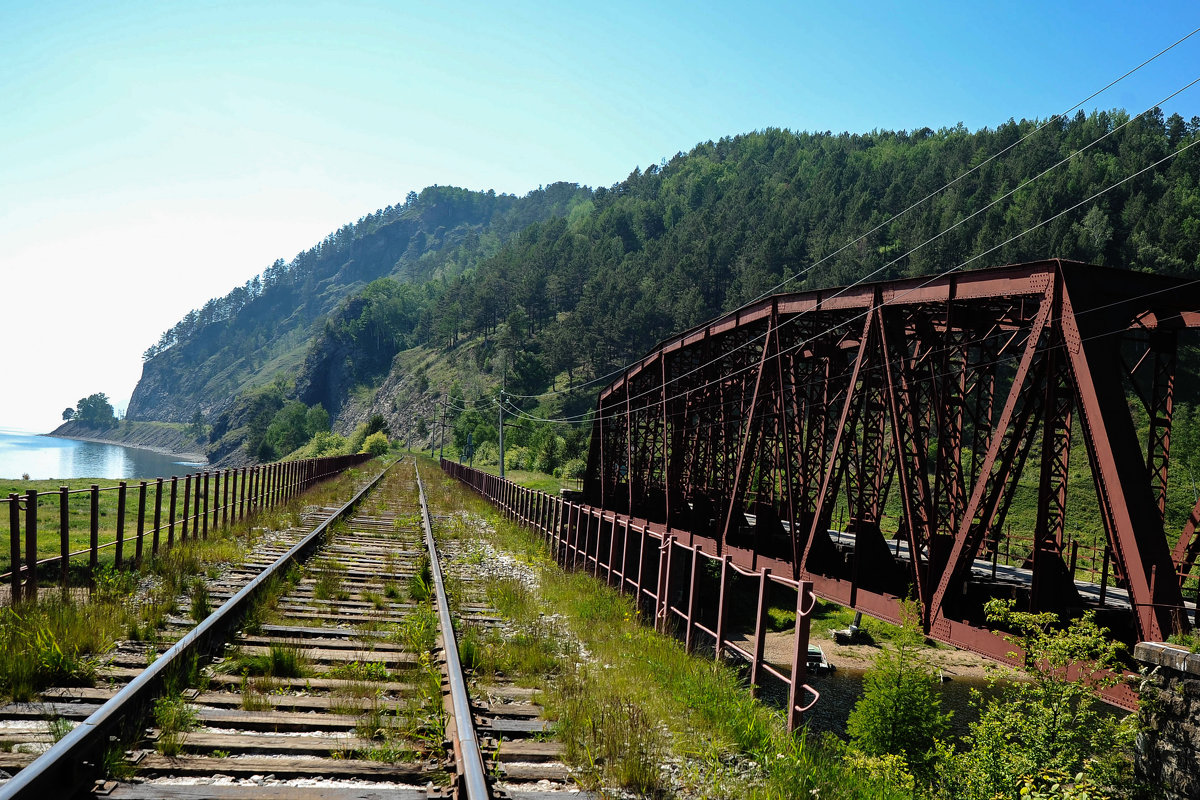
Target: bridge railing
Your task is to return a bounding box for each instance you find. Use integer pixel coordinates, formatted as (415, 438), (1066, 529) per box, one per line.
(443, 458), (820, 730)
(1, 452), (373, 604)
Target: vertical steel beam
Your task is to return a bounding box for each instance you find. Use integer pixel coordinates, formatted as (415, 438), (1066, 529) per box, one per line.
(930, 291), (1054, 633)
(1059, 273), (1186, 640)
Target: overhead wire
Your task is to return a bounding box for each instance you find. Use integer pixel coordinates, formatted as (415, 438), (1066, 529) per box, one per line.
(499, 27), (1200, 402)
(500, 133), (1200, 427)
(512, 274), (1200, 463)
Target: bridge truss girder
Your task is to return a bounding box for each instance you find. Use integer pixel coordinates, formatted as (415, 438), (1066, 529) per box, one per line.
(585, 260), (1200, 703)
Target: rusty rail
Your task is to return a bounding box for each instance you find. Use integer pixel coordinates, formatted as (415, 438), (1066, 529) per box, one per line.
(0, 457), (399, 800)
(1, 453), (373, 603)
(416, 465), (490, 799)
(442, 459), (819, 731)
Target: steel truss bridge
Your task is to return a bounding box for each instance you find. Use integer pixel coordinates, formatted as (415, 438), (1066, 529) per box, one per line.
(584, 259), (1200, 704)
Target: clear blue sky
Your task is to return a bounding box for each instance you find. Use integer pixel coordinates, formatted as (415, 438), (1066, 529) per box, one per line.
(1, 0), (1198, 432)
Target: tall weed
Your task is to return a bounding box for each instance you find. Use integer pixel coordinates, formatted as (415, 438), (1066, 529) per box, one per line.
(0, 600), (113, 701)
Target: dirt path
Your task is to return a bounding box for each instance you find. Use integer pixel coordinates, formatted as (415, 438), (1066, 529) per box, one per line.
(729, 627), (1020, 680)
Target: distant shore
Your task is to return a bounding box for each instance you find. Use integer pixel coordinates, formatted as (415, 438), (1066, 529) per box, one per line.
(47, 421), (208, 464)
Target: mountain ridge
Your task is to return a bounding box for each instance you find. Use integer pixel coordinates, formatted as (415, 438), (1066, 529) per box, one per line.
(129, 113), (1200, 467)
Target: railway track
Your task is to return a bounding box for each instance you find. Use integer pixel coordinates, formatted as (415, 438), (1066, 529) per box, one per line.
(0, 459), (585, 800)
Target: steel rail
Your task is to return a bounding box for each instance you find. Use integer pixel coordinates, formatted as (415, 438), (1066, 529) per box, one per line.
(0, 457), (402, 800)
(414, 464), (490, 800)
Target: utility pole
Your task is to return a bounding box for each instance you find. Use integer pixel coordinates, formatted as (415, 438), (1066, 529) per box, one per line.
(439, 398), (446, 461)
(498, 388), (505, 479)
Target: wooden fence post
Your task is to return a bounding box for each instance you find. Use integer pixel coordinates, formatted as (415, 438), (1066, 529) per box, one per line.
(114, 482), (126, 568)
(201, 472), (209, 540)
(153, 478), (163, 556)
(89, 485), (99, 590)
(135, 481), (147, 567)
(167, 477), (178, 548)
(59, 487), (69, 591)
(8, 495), (20, 603)
(191, 472), (201, 538)
(181, 475), (191, 542)
(24, 490), (37, 602)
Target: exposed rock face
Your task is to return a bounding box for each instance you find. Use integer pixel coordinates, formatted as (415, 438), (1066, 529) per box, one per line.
(1134, 642), (1200, 800)
(335, 364), (440, 452)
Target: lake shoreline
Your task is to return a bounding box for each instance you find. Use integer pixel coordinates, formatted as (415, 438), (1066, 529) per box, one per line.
(44, 432), (208, 464)
(46, 421), (208, 464)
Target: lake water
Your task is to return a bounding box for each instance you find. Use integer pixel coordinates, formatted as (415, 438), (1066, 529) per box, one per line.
(0, 427), (204, 481)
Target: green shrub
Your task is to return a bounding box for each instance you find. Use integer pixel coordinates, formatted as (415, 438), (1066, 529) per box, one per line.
(942, 601), (1133, 799)
(361, 431), (390, 457)
(845, 602), (950, 786)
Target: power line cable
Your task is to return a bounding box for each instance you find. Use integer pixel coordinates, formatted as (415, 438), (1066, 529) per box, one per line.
(505, 134), (1200, 426)
(501, 27), (1200, 402)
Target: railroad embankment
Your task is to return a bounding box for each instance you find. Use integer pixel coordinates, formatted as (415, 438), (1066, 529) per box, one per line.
(47, 419), (208, 463)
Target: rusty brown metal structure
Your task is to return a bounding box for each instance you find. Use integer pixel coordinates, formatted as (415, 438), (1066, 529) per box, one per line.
(584, 259), (1200, 706)
(443, 459), (821, 730)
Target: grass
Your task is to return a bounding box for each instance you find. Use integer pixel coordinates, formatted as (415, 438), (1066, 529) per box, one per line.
(417, 455), (911, 799)
(312, 558), (349, 601)
(223, 642), (308, 678)
(239, 674), (274, 711)
(400, 653), (447, 755)
(393, 603), (438, 654)
(553, 663), (662, 793)
(361, 589), (388, 609)
(354, 698), (401, 740)
(188, 578), (211, 622)
(329, 696), (364, 716)
(327, 660), (391, 682)
(48, 715), (74, 743)
(407, 555), (433, 602)
(332, 678), (386, 699)
(153, 694), (197, 756)
(458, 625), (485, 672)
(486, 576), (536, 618)
(0, 597), (116, 701)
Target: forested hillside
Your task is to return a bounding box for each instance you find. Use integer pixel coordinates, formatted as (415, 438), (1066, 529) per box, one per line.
(131, 110), (1200, 466)
(128, 183), (591, 425)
